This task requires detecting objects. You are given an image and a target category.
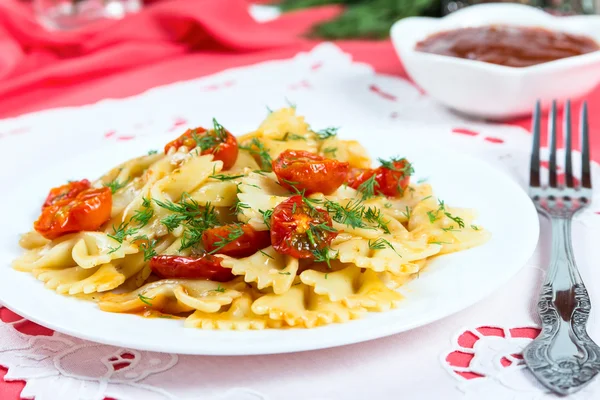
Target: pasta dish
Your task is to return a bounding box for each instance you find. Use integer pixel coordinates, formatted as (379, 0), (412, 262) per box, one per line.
(13, 108), (489, 329)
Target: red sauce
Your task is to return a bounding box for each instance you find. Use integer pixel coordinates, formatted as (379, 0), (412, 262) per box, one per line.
(415, 25), (599, 68)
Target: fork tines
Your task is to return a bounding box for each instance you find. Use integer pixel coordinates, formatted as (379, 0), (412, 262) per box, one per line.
(529, 100), (592, 194)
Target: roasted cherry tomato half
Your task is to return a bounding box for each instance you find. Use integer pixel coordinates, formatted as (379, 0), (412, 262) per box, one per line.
(149, 254), (234, 282)
(345, 168), (374, 191)
(346, 159), (412, 197)
(42, 179), (91, 209)
(270, 195), (337, 259)
(34, 187), (112, 240)
(373, 158), (412, 197)
(202, 224), (271, 258)
(272, 150), (349, 195)
(164, 126), (239, 170)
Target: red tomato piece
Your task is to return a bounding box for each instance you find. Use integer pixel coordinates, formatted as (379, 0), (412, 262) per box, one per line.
(164, 127), (207, 153)
(345, 168), (374, 191)
(270, 195), (337, 259)
(42, 179), (91, 209)
(202, 224), (271, 258)
(272, 150), (349, 195)
(34, 187), (112, 240)
(164, 125), (239, 170)
(373, 158), (412, 197)
(149, 254), (234, 282)
(346, 159), (412, 197)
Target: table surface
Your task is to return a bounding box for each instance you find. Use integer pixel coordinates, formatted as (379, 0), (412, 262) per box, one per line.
(1, 1), (600, 399)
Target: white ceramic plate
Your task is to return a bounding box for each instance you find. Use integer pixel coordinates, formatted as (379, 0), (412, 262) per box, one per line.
(391, 3), (600, 119)
(0, 131), (539, 355)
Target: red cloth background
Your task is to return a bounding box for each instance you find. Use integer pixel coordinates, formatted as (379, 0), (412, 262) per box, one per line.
(0, 0), (598, 398)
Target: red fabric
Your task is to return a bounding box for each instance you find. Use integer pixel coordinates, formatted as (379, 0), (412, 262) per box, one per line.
(0, 0), (405, 118)
(0, 1), (596, 397)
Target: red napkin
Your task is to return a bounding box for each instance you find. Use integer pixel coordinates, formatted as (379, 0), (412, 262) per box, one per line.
(0, 0), (387, 117)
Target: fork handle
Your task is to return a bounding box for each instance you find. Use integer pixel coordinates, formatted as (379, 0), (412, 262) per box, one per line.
(523, 216), (600, 395)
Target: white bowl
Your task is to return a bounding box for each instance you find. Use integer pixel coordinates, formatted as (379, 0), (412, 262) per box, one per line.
(390, 3), (600, 120)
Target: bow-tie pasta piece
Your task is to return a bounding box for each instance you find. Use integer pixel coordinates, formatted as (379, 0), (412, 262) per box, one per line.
(35, 237), (171, 295)
(409, 202), (490, 254)
(111, 154), (223, 241)
(256, 107), (312, 141)
(251, 284), (363, 328)
(12, 234), (80, 272)
(300, 267), (403, 311)
(151, 155), (222, 207)
(99, 154), (163, 218)
(220, 247), (298, 294)
(34, 262), (125, 295)
(99, 279), (246, 314)
(318, 137), (371, 169)
(18, 230), (50, 250)
(366, 183), (434, 222)
(185, 293), (270, 330)
(100, 152), (172, 222)
(71, 232), (138, 269)
(238, 108), (319, 161)
(344, 269), (403, 311)
(332, 236), (441, 274)
(236, 172), (288, 230)
(321, 195), (406, 240)
(188, 180), (239, 208)
(229, 150), (260, 173)
(97, 152), (162, 190)
(377, 259), (427, 289)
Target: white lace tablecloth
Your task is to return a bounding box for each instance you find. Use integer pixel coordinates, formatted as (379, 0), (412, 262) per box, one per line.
(1, 43), (600, 400)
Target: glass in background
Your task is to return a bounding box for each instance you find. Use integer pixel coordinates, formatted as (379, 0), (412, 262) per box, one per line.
(442, 0), (596, 15)
(34, 0), (142, 30)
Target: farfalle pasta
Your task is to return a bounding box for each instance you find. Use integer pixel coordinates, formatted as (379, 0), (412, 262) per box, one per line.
(13, 107), (490, 330)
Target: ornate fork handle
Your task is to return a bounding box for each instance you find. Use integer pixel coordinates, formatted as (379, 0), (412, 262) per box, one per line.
(523, 215), (600, 395)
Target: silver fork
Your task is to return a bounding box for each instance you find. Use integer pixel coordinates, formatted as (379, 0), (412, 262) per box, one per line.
(523, 100), (600, 395)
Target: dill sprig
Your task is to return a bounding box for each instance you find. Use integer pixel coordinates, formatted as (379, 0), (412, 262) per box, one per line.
(191, 129), (219, 152)
(378, 157), (414, 176)
(209, 173), (245, 181)
(312, 247), (338, 268)
(259, 209), (273, 229)
(131, 197), (154, 227)
(368, 237), (400, 256)
(364, 206), (390, 234)
(212, 118), (227, 140)
(427, 210), (438, 224)
(278, 132), (307, 141)
(160, 214), (187, 232)
(356, 174), (379, 200)
(108, 222), (139, 243)
(278, 0), (440, 40)
(133, 234), (158, 261)
(325, 198), (366, 230)
(212, 284), (226, 293)
(239, 138), (273, 171)
(442, 226), (460, 232)
(445, 212), (465, 228)
(316, 126), (339, 140)
(207, 224), (245, 255)
(104, 177), (129, 194)
(154, 194), (219, 251)
(138, 294), (154, 306)
(322, 147), (338, 158)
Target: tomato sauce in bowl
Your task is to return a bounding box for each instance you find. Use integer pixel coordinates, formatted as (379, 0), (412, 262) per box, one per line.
(415, 25), (599, 68)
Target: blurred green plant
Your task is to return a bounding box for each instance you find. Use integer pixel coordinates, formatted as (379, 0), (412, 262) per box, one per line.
(277, 0), (442, 39)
